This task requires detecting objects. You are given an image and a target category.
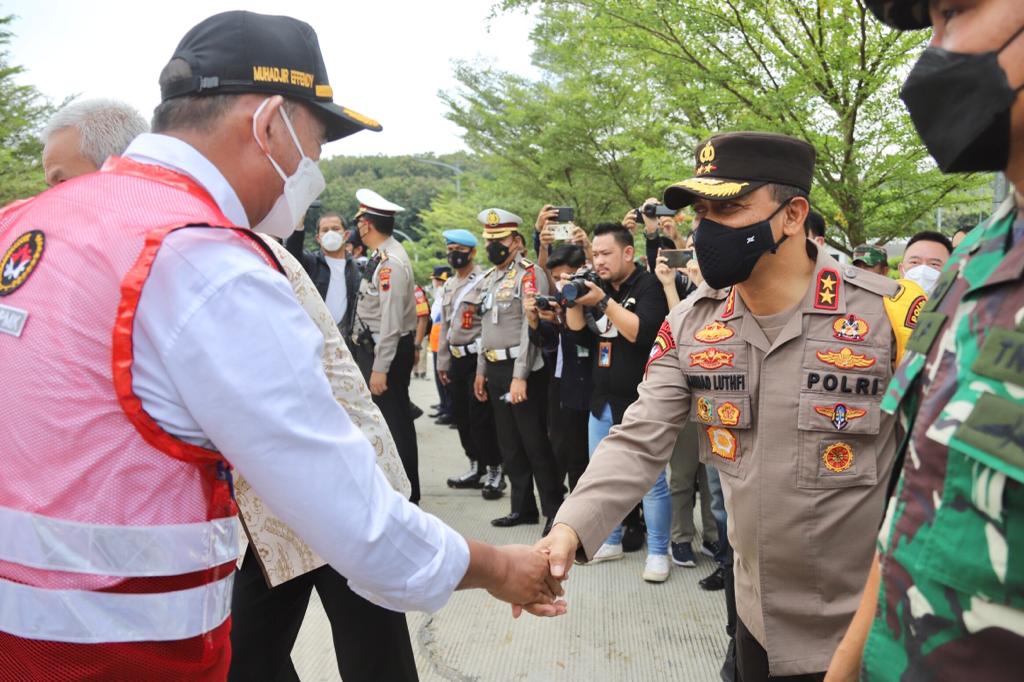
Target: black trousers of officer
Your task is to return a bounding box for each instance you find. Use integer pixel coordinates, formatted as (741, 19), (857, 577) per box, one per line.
(546, 375), (590, 491)
(448, 352), (500, 467)
(356, 333), (420, 503)
(735, 618), (824, 682)
(228, 546), (418, 682)
(485, 359), (564, 520)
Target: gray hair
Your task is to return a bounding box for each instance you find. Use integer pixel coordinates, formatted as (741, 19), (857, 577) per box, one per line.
(41, 99), (149, 167)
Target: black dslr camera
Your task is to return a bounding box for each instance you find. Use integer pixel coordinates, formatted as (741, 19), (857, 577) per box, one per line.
(561, 268), (604, 307)
(635, 203), (676, 222)
(534, 294), (562, 311)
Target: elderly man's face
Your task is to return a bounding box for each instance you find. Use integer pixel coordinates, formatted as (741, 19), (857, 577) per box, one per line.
(42, 127), (99, 186)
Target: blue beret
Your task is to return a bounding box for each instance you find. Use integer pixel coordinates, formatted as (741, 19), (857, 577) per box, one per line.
(443, 229), (478, 248)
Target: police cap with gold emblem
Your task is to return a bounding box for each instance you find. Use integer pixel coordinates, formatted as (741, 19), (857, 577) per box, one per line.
(864, 1), (930, 31)
(160, 11), (382, 142)
(663, 132), (817, 209)
(355, 189), (405, 219)
(478, 208), (523, 240)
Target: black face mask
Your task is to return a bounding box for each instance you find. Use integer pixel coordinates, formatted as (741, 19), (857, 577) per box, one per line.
(486, 241), (511, 266)
(901, 25), (1024, 173)
(447, 250), (472, 270)
(693, 200), (791, 290)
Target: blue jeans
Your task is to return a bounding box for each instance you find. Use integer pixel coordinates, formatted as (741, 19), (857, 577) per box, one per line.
(588, 402), (671, 556)
(705, 464), (731, 568)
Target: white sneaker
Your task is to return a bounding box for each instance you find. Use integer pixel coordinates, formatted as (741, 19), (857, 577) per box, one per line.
(642, 554), (671, 583)
(589, 543), (624, 564)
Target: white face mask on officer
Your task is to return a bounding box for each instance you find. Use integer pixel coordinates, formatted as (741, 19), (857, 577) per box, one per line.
(903, 264), (942, 295)
(252, 98), (326, 239)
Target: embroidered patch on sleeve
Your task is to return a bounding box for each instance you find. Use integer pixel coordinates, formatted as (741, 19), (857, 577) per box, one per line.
(645, 320), (676, 377)
(0, 230), (45, 297)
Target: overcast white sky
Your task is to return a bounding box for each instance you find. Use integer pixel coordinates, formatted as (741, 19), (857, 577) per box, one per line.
(6, 0), (538, 157)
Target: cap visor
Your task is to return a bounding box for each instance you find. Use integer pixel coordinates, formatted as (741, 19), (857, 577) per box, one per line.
(663, 177), (765, 209)
(867, 2), (931, 30)
(311, 101), (383, 142)
(483, 229), (515, 240)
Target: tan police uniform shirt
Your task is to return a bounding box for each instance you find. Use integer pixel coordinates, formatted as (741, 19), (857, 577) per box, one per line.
(474, 252), (549, 380)
(555, 245), (920, 676)
(355, 236), (417, 373)
(436, 265), (484, 373)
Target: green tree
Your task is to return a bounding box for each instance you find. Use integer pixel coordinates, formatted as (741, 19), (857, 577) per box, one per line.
(0, 15), (55, 205)
(444, 0), (988, 251)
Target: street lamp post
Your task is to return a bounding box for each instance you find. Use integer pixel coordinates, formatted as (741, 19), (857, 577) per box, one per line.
(413, 157), (463, 197)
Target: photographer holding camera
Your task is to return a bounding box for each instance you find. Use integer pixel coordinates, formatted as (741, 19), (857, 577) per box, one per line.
(623, 198), (685, 272)
(562, 223), (671, 582)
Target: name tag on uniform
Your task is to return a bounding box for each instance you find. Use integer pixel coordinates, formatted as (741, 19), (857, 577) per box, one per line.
(576, 344), (590, 358)
(0, 303), (28, 338)
(598, 341), (612, 368)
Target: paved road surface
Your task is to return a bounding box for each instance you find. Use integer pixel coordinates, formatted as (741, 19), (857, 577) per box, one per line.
(291, 369), (728, 681)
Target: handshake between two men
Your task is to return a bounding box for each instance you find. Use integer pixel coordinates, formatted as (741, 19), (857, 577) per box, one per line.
(471, 525), (582, 618)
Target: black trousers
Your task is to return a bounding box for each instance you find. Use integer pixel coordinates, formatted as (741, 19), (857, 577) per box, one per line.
(485, 360), (565, 519)
(546, 376), (590, 491)
(229, 546), (418, 682)
(735, 618), (824, 682)
(448, 353), (500, 466)
(431, 351), (453, 416)
(356, 334), (419, 503)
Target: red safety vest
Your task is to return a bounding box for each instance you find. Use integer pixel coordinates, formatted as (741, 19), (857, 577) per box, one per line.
(0, 157), (281, 681)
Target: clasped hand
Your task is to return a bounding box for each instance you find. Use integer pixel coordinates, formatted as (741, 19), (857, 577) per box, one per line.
(509, 523), (581, 618)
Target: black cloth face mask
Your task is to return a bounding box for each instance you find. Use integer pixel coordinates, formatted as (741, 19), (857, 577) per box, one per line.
(486, 241), (511, 266)
(693, 200), (791, 290)
(901, 24), (1024, 173)
(447, 250), (471, 269)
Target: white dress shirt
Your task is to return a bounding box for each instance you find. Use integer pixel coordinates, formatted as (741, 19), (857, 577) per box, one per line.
(123, 133), (469, 613)
(323, 255), (348, 325)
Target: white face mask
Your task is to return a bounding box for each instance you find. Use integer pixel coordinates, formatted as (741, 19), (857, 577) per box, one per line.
(251, 99), (326, 239)
(903, 264), (941, 295)
(320, 230), (344, 253)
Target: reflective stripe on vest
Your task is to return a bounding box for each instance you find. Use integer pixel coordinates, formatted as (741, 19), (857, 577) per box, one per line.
(0, 573), (233, 643)
(0, 505), (238, 576)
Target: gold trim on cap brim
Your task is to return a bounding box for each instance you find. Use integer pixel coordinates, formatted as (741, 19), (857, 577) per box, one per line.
(665, 177), (762, 208)
(482, 229), (516, 240)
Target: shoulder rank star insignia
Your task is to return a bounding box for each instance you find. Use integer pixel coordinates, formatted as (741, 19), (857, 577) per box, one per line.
(814, 403), (867, 431)
(816, 347), (877, 370)
(689, 348), (735, 370)
(814, 268), (840, 311)
(822, 442), (854, 473)
(695, 320), (735, 343)
(0, 230), (46, 297)
(707, 427), (737, 461)
(716, 402), (740, 427)
(832, 314), (869, 342)
(696, 396), (714, 424)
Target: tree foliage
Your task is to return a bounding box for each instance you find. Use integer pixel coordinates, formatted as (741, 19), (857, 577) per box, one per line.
(0, 15), (56, 205)
(441, 0), (991, 251)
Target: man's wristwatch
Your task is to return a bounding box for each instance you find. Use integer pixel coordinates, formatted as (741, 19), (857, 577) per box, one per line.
(595, 294), (611, 314)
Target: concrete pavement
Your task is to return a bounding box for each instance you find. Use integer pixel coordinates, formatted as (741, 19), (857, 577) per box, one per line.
(291, 370), (728, 681)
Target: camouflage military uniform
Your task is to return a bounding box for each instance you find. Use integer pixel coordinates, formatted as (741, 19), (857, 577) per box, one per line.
(866, 199), (1024, 680)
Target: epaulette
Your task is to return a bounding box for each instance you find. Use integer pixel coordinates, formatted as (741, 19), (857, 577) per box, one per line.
(840, 264), (899, 298)
(520, 258), (534, 267)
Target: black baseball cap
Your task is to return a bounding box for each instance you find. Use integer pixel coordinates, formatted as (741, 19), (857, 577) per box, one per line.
(865, 1), (930, 31)
(663, 132), (817, 209)
(161, 11), (382, 141)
